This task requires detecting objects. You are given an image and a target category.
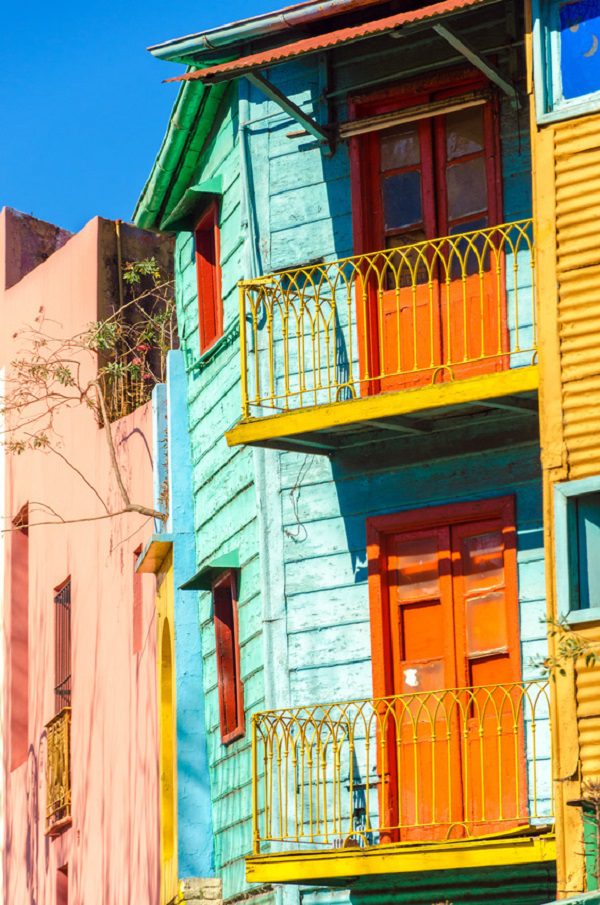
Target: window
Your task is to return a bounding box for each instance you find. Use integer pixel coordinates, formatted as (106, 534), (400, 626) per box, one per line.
(534, 0), (600, 121)
(555, 477), (600, 622)
(212, 571), (244, 744)
(57, 865), (68, 905)
(195, 201), (222, 354)
(133, 546), (143, 654)
(54, 579), (71, 712)
(10, 504), (29, 769)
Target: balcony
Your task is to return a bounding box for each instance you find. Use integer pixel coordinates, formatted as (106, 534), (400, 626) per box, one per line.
(227, 221), (538, 454)
(246, 681), (555, 886)
(46, 707), (72, 834)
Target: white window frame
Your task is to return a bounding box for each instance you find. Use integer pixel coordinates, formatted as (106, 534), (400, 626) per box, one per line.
(555, 475), (600, 625)
(533, 0), (600, 123)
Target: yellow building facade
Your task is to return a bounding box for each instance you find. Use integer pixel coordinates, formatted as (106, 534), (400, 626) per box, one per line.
(528, 0), (600, 896)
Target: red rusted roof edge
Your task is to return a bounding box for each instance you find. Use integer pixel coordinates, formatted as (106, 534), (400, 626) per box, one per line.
(166, 0), (489, 84)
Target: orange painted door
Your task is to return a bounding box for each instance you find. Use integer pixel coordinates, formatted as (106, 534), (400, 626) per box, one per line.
(359, 99), (506, 392)
(380, 507), (524, 841)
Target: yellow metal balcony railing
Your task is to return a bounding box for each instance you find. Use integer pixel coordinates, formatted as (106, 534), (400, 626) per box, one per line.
(239, 220), (536, 419)
(251, 681), (552, 855)
(46, 707), (72, 834)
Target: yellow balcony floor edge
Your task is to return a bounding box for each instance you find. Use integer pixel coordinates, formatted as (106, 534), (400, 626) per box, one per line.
(227, 365), (539, 448)
(245, 828), (556, 885)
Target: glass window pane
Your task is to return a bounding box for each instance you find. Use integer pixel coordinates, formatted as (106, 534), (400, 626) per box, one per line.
(393, 535), (440, 601)
(559, 0), (600, 101)
(576, 491), (600, 609)
(461, 531), (504, 593)
(381, 126), (421, 170)
(446, 157), (487, 220)
(466, 591), (509, 658)
(385, 229), (428, 288)
(446, 107), (485, 160)
(383, 170), (423, 231)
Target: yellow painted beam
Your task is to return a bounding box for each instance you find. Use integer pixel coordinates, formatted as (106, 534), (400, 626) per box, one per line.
(136, 537), (173, 574)
(227, 366), (539, 448)
(245, 832), (556, 885)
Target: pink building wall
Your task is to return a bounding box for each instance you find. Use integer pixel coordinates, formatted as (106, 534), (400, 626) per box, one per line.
(0, 209), (166, 904)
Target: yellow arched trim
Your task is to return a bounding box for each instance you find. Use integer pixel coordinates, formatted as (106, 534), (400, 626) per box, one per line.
(157, 550), (178, 904)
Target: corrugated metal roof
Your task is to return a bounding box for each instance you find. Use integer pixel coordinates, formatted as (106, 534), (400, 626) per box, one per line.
(150, 0), (394, 61)
(168, 0), (491, 84)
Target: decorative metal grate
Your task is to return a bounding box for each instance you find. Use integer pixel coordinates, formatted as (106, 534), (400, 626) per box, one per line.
(251, 680), (552, 854)
(238, 220), (536, 419)
(46, 707), (72, 834)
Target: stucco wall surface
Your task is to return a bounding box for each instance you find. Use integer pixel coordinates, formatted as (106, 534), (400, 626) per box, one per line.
(0, 209), (161, 905)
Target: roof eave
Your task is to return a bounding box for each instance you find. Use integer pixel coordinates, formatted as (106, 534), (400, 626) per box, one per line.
(134, 80), (230, 232)
(147, 0), (390, 63)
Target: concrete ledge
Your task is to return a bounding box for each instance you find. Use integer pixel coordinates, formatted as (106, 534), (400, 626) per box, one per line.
(180, 878), (223, 904)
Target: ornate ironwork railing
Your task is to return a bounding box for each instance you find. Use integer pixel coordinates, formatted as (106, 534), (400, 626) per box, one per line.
(238, 220), (536, 419)
(251, 681), (552, 855)
(46, 707), (72, 834)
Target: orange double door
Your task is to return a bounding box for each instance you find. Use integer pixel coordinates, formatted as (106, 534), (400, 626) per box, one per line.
(352, 76), (507, 390)
(368, 498), (527, 842)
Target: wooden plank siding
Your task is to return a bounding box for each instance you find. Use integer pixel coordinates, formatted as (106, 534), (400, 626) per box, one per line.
(279, 445), (549, 772)
(174, 6), (542, 898)
(174, 89), (269, 900)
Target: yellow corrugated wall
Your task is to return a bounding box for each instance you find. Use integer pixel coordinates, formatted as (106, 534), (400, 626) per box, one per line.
(576, 660), (600, 779)
(555, 116), (600, 480)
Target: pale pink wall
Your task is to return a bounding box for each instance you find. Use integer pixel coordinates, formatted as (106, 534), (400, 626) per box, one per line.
(0, 209), (161, 905)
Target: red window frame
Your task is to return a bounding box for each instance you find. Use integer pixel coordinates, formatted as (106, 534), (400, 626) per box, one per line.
(348, 69), (504, 391)
(195, 200), (223, 355)
(213, 570), (245, 744)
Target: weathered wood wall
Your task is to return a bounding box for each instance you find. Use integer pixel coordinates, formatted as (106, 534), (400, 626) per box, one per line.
(174, 5), (544, 898)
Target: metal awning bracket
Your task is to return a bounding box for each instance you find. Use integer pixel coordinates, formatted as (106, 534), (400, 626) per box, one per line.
(245, 71), (335, 153)
(432, 23), (520, 106)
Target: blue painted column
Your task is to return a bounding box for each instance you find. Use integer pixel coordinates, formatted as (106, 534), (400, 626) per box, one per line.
(154, 350), (215, 878)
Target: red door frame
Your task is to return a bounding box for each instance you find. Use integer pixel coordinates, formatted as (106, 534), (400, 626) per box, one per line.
(349, 69), (504, 392)
(366, 496), (523, 839)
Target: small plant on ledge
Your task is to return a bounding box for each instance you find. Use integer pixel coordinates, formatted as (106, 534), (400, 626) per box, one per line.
(1, 258), (177, 529)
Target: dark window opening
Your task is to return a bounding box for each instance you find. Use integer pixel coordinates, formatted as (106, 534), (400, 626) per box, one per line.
(571, 492), (600, 611)
(54, 579), (71, 712)
(10, 503), (29, 770)
(133, 545), (143, 654)
(57, 864), (68, 905)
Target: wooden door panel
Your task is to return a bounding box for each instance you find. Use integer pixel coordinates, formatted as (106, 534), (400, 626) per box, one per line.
(451, 517), (527, 833)
(383, 527), (463, 841)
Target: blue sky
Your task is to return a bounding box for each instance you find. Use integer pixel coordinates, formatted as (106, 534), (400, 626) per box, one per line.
(0, 1), (286, 233)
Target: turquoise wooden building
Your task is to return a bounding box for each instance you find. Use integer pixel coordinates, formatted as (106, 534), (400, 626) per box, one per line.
(135, 1), (557, 903)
